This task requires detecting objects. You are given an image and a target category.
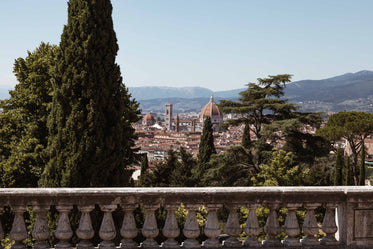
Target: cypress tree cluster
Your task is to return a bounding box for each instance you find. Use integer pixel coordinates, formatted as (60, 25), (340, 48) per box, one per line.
(40, 0), (140, 187)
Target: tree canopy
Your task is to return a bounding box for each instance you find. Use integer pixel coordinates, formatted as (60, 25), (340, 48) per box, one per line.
(317, 111), (373, 185)
(0, 43), (57, 187)
(219, 74), (326, 167)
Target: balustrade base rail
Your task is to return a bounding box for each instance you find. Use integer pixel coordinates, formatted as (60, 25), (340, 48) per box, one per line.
(0, 187), (372, 249)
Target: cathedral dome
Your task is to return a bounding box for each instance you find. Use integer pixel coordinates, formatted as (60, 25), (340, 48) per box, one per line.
(142, 113), (155, 126)
(200, 95), (223, 123)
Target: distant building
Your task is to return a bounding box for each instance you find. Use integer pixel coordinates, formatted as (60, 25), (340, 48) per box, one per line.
(165, 103), (173, 130)
(200, 95), (223, 131)
(142, 113), (156, 126)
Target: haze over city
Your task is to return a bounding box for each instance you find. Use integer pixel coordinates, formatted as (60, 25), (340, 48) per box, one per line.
(1, 0), (373, 91)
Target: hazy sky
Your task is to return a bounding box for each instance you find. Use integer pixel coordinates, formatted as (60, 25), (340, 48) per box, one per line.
(0, 0), (372, 91)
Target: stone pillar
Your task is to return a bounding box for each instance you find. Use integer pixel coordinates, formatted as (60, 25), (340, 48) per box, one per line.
(76, 205), (95, 249)
(203, 204), (222, 248)
(182, 204), (200, 249)
(263, 203), (281, 247)
(10, 206), (27, 249)
(321, 203), (339, 245)
(32, 205), (50, 249)
(55, 205), (73, 249)
(141, 204), (159, 249)
(302, 203), (320, 246)
(99, 205), (117, 249)
(224, 204), (242, 247)
(283, 203), (301, 247)
(120, 205), (138, 249)
(162, 204), (180, 248)
(244, 204), (261, 247)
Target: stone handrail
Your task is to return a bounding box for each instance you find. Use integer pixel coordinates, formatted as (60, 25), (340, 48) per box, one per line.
(0, 186), (372, 249)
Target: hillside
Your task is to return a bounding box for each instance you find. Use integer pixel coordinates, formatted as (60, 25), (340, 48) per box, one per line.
(1, 70), (373, 113)
(130, 70), (373, 113)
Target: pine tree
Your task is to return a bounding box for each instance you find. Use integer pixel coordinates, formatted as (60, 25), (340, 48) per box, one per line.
(40, 0), (140, 187)
(359, 140), (366, 186)
(198, 116), (216, 164)
(334, 147), (344, 186)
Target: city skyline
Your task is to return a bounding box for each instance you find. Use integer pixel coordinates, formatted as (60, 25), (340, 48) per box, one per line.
(0, 0), (372, 91)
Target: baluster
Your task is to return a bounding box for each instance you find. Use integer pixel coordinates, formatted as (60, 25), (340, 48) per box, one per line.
(0, 208), (3, 249)
(283, 203), (301, 247)
(141, 204), (159, 249)
(120, 204), (138, 249)
(263, 203), (281, 247)
(76, 205), (95, 249)
(32, 205), (50, 249)
(321, 203), (339, 245)
(244, 204), (261, 247)
(162, 204), (180, 248)
(203, 204), (222, 248)
(302, 203), (320, 246)
(10, 205), (27, 249)
(182, 204), (200, 249)
(55, 205), (73, 249)
(99, 205), (117, 249)
(224, 204), (242, 247)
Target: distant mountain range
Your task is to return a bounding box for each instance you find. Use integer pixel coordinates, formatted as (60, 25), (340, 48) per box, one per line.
(1, 70), (373, 113)
(129, 70), (373, 113)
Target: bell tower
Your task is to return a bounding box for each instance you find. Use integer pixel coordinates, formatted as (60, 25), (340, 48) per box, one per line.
(165, 103), (173, 131)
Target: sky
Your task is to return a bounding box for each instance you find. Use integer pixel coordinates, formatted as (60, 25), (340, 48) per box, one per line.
(0, 0), (372, 91)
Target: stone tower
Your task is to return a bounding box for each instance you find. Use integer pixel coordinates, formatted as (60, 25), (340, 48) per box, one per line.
(165, 103), (173, 131)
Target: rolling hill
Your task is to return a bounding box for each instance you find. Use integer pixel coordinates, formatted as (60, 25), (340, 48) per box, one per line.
(129, 70), (373, 113)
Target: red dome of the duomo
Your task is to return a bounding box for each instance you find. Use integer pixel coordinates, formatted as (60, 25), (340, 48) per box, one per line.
(142, 113), (156, 126)
(200, 96), (223, 125)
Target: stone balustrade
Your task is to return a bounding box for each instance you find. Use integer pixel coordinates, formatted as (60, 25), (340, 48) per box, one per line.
(0, 187), (372, 249)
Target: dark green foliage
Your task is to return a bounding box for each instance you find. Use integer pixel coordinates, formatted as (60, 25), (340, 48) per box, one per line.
(0, 43), (57, 187)
(334, 148), (344, 186)
(202, 146), (255, 186)
(198, 116), (216, 164)
(359, 140), (366, 185)
(304, 155), (335, 186)
(219, 74), (295, 139)
(40, 0), (140, 187)
(263, 113), (328, 165)
(139, 153), (152, 186)
(144, 148), (197, 187)
(344, 157), (355, 185)
(219, 74), (325, 167)
(151, 149), (179, 187)
(170, 147), (197, 187)
(317, 111), (373, 185)
(241, 123), (252, 149)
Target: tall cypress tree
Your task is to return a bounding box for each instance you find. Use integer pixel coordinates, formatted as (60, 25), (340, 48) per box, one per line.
(359, 140), (366, 186)
(334, 147), (344, 186)
(241, 123), (252, 149)
(344, 157), (354, 185)
(40, 0), (140, 187)
(198, 116), (216, 164)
